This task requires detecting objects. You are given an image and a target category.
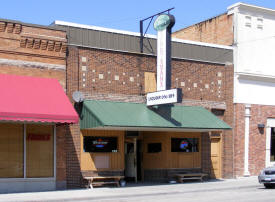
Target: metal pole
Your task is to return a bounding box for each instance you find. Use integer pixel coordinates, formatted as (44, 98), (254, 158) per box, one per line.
(140, 20), (143, 53)
(141, 7), (174, 21)
(139, 7), (175, 53)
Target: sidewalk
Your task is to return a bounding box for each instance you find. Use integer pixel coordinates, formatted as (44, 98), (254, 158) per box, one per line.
(0, 177), (260, 202)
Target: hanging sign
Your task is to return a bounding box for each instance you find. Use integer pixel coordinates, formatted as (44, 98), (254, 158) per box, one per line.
(147, 88), (182, 106)
(154, 14), (175, 91)
(146, 14), (181, 106)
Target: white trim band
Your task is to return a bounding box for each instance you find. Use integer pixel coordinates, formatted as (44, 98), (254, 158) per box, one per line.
(0, 58), (65, 70)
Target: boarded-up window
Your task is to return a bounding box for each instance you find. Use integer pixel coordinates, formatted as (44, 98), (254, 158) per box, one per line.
(94, 155), (109, 169)
(0, 123), (23, 178)
(26, 125), (54, 178)
(144, 72), (156, 93)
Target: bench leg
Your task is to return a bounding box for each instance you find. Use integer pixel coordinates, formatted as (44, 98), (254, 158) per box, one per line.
(89, 180), (94, 189)
(177, 178), (183, 183)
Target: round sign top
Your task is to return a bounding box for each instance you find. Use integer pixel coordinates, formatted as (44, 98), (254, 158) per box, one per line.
(154, 14), (175, 31)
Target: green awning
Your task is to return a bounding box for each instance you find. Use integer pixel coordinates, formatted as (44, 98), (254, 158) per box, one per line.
(80, 100), (231, 131)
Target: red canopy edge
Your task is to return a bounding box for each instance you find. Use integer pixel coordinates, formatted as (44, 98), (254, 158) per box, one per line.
(0, 112), (78, 123)
(0, 74), (79, 124)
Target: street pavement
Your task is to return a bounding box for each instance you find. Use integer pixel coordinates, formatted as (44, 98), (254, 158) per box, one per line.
(0, 176), (274, 202)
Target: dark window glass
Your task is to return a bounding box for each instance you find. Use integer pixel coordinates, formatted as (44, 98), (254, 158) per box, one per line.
(126, 131), (139, 137)
(126, 143), (134, 154)
(148, 143), (162, 153)
(171, 138), (199, 152)
(271, 128), (275, 161)
(84, 136), (118, 153)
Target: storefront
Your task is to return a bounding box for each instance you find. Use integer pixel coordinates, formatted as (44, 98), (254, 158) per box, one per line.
(52, 20), (234, 185)
(0, 74), (78, 193)
(79, 100), (230, 182)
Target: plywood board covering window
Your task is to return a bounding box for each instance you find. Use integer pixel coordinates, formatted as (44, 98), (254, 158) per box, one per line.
(26, 124), (54, 178)
(142, 132), (201, 169)
(144, 72), (156, 93)
(0, 123), (23, 178)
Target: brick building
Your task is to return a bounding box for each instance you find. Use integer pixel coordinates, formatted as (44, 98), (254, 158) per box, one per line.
(0, 19), (78, 193)
(173, 2), (275, 177)
(52, 20), (234, 188)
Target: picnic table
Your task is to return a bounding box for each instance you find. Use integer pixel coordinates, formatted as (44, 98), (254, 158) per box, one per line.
(174, 173), (208, 183)
(84, 176), (124, 188)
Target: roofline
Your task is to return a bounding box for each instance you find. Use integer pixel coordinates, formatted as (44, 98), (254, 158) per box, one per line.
(53, 20), (233, 50)
(172, 37), (233, 50)
(227, 2), (275, 14)
(85, 126), (230, 132)
(0, 18), (66, 32)
(52, 20), (153, 37)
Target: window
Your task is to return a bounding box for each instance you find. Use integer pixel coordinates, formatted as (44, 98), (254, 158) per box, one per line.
(148, 143), (162, 153)
(84, 136), (118, 153)
(271, 127), (275, 161)
(26, 124), (54, 178)
(0, 123), (55, 178)
(245, 15), (252, 28)
(171, 138), (199, 152)
(257, 18), (263, 30)
(0, 123), (23, 178)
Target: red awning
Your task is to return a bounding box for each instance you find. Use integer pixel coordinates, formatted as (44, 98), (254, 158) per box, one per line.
(0, 74), (78, 124)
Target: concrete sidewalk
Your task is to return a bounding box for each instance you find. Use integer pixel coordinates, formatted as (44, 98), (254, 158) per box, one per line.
(0, 177), (261, 202)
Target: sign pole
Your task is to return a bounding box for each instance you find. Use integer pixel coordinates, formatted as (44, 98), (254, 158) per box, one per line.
(146, 14), (182, 106)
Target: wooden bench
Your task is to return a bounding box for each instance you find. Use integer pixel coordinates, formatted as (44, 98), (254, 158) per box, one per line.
(84, 176), (124, 188)
(174, 173), (208, 183)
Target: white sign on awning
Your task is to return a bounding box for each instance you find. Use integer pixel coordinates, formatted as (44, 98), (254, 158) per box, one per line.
(146, 89), (181, 106)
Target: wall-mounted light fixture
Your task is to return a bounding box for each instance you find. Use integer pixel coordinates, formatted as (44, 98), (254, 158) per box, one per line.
(258, 124), (265, 135)
(258, 124), (265, 128)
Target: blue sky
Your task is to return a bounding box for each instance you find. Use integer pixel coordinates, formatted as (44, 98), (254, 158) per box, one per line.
(1, 0), (275, 34)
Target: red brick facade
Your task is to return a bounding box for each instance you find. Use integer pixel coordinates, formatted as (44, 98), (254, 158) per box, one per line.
(65, 46), (234, 186)
(173, 10), (275, 177)
(234, 103), (275, 176)
(0, 19), (69, 188)
(0, 20), (67, 86)
(172, 13), (234, 46)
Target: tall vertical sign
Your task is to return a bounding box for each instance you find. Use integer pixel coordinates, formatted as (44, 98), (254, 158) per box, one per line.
(147, 14), (182, 106)
(154, 14), (175, 91)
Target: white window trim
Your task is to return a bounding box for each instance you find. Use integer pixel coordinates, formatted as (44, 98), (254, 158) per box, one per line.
(266, 119), (275, 167)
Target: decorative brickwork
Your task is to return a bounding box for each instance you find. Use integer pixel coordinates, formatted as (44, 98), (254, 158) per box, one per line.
(0, 20), (66, 66)
(0, 22), (22, 34)
(0, 20), (67, 87)
(67, 47), (233, 103)
(0, 19), (68, 189)
(66, 45), (234, 187)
